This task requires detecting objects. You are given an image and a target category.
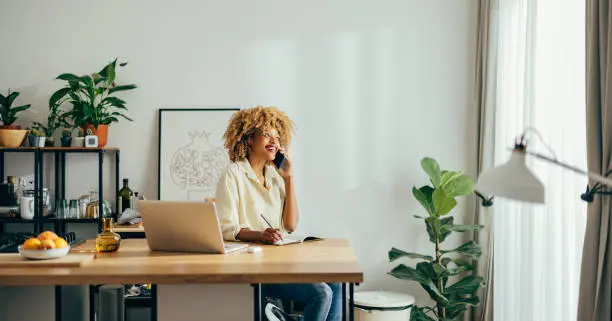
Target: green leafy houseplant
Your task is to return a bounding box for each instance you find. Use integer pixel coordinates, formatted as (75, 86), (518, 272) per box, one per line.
(33, 99), (70, 145)
(388, 158), (485, 321)
(0, 89), (31, 129)
(51, 58), (136, 130)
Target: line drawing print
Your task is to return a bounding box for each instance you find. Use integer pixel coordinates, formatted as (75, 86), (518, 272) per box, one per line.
(169, 130), (229, 198)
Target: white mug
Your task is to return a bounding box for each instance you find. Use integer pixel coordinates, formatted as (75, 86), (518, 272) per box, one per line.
(20, 196), (35, 220)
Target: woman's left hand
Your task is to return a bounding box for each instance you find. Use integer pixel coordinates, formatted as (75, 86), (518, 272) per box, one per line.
(276, 148), (292, 179)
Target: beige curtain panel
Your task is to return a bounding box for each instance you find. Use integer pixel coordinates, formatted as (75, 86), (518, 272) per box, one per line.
(578, 1), (612, 320)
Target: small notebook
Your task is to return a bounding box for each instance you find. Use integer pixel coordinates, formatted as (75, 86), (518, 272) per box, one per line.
(273, 234), (322, 246)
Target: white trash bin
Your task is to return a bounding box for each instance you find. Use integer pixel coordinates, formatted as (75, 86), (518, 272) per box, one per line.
(353, 291), (415, 321)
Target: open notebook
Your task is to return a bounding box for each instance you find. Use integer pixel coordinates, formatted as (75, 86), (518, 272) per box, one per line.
(273, 234), (322, 246)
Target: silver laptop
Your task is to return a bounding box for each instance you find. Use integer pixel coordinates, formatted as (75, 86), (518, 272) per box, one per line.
(138, 200), (249, 254)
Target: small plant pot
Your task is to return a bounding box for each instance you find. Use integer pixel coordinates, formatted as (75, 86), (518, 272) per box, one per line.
(28, 136), (46, 147)
(85, 135), (99, 148)
(82, 124), (109, 147)
(60, 136), (72, 147)
(44, 137), (55, 147)
(72, 137), (85, 147)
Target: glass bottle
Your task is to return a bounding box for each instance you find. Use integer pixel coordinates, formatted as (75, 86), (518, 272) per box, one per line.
(117, 178), (133, 215)
(95, 214), (121, 253)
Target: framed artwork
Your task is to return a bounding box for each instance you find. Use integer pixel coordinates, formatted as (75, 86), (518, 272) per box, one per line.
(157, 108), (239, 201)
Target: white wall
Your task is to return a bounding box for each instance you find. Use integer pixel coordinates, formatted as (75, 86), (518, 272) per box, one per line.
(0, 0), (479, 319)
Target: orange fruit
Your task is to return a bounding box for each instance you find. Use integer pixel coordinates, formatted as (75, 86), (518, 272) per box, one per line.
(40, 239), (56, 250)
(22, 238), (42, 250)
(54, 238), (68, 248)
(37, 231), (58, 241)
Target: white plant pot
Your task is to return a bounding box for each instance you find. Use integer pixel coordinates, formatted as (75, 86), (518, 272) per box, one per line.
(72, 137), (85, 147)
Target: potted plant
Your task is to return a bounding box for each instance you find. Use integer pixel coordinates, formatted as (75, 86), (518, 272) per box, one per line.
(50, 58), (137, 147)
(28, 127), (46, 147)
(72, 127), (85, 147)
(84, 128), (99, 147)
(32, 97), (70, 147)
(388, 157), (485, 320)
(0, 89), (31, 147)
(60, 128), (72, 147)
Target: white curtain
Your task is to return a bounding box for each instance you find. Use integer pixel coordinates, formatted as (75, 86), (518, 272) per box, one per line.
(488, 0), (587, 320)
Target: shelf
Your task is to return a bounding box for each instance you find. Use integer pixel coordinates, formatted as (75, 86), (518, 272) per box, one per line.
(0, 217), (36, 223)
(0, 147), (119, 153)
(42, 217), (100, 223)
(0, 147), (37, 153)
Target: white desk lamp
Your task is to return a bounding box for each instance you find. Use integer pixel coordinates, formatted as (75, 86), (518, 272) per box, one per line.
(476, 130), (612, 204)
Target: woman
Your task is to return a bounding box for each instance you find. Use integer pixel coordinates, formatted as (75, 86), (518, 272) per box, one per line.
(214, 105), (342, 321)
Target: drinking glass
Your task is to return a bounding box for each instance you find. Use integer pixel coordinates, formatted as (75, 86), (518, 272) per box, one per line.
(69, 199), (80, 219)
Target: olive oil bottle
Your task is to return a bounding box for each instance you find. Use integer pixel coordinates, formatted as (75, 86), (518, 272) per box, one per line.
(95, 215), (121, 253)
(117, 178), (133, 215)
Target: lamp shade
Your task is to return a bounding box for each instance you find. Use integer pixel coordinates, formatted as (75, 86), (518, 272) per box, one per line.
(476, 150), (545, 203)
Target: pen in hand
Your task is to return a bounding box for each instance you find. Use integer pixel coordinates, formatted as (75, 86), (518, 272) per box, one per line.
(260, 214), (283, 241)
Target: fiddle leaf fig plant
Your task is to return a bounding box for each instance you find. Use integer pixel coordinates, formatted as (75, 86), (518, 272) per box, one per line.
(389, 157), (485, 321)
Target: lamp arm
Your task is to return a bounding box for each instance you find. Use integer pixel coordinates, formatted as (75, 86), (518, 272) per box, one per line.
(524, 149), (612, 186)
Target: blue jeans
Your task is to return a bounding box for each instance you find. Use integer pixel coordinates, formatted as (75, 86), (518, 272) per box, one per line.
(262, 282), (342, 321)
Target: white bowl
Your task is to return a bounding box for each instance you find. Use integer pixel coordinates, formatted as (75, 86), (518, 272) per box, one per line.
(18, 245), (70, 260)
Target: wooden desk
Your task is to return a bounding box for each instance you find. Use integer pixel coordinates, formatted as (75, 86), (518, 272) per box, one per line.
(0, 238), (363, 320)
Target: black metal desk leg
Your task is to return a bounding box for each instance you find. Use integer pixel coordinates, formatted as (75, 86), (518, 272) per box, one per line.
(342, 283), (347, 320)
(90, 285), (96, 321)
(349, 283), (355, 321)
(55, 285), (62, 321)
(253, 284), (262, 321)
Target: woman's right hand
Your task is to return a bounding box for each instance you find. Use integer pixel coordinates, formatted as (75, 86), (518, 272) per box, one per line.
(261, 228), (283, 244)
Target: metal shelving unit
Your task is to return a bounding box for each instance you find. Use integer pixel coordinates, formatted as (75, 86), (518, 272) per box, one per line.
(0, 146), (120, 234)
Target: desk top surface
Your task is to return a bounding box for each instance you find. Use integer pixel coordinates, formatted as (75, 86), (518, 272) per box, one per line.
(0, 238), (363, 285)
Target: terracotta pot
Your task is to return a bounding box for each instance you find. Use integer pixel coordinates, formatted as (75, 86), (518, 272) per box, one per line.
(82, 124), (109, 147)
(0, 129), (28, 147)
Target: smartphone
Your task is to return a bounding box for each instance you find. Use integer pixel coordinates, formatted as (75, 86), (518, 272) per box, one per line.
(273, 151), (286, 169)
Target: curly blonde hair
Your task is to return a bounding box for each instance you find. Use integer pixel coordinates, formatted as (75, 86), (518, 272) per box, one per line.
(223, 105), (295, 162)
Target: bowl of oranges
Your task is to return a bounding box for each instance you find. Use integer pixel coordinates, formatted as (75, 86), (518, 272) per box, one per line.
(18, 231), (70, 260)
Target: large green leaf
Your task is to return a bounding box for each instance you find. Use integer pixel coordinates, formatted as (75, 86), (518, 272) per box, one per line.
(425, 217), (440, 243)
(441, 224), (484, 233)
(443, 174), (475, 197)
(432, 188), (457, 216)
(388, 264), (427, 283)
(389, 247), (433, 262)
(439, 216), (453, 242)
(444, 304), (468, 321)
(5, 91), (19, 106)
(433, 263), (473, 278)
(416, 262), (449, 304)
(445, 275), (485, 296)
(441, 241), (482, 259)
(445, 295), (479, 307)
(439, 170), (463, 189)
(102, 96), (126, 107)
(57, 73), (82, 83)
(410, 306), (435, 321)
(10, 105), (30, 113)
(421, 158), (441, 187)
(412, 186), (434, 215)
(49, 87), (71, 107)
(108, 84), (137, 94)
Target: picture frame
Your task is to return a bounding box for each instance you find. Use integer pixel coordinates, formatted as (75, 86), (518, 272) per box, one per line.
(157, 108), (239, 201)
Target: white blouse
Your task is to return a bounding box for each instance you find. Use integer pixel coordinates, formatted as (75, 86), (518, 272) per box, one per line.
(214, 158), (286, 241)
